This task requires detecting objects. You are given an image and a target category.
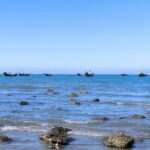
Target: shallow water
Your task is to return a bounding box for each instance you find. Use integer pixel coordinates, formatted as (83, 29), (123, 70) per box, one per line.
(0, 75), (150, 150)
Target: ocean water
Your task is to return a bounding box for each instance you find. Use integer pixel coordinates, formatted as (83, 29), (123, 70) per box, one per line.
(0, 74), (150, 150)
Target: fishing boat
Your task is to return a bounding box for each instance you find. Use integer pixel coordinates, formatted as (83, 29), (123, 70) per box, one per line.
(85, 72), (94, 77)
(3, 72), (17, 77)
(19, 73), (30, 76)
(43, 73), (53, 76)
(77, 73), (82, 76)
(121, 73), (128, 76)
(139, 72), (148, 77)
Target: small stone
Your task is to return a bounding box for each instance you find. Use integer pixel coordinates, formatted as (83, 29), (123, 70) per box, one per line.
(53, 92), (59, 95)
(74, 102), (81, 106)
(95, 116), (109, 121)
(46, 88), (54, 92)
(20, 101), (29, 105)
(119, 117), (125, 119)
(68, 93), (78, 97)
(79, 90), (88, 94)
(93, 98), (100, 102)
(132, 114), (146, 119)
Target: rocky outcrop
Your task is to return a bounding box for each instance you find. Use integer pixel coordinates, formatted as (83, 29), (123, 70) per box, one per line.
(20, 101), (29, 105)
(40, 127), (74, 149)
(0, 135), (12, 142)
(132, 114), (146, 119)
(103, 133), (134, 149)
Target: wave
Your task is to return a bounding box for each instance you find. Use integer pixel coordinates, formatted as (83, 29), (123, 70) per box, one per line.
(0, 85), (36, 90)
(64, 120), (90, 124)
(100, 93), (150, 98)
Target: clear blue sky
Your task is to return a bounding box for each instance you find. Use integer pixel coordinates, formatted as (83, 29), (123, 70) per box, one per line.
(0, 0), (149, 74)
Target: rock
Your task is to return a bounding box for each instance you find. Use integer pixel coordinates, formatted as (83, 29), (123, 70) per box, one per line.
(79, 90), (88, 94)
(93, 98), (100, 102)
(74, 102), (81, 106)
(68, 93), (78, 97)
(103, 133), (134, 148)
(20, 101), (29, 105)
(40, 127), (74, 149)
(0, 135), (12, 142)
(95, 116), (109, 121)
(132, 114), (146, 119)
(46, 88), (54, 92)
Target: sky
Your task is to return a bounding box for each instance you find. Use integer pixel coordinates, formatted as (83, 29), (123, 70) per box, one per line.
(0, 0), (150, 74)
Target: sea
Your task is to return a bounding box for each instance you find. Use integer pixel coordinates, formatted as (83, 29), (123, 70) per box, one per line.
(0, 74), (150, 150)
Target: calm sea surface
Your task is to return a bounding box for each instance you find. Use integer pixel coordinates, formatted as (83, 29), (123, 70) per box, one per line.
(0, 75), (150, 150)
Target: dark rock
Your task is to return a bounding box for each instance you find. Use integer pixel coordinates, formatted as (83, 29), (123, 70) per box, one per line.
(132, 114), (146, 119)
(40, 127), (74, 149)
(20, 101), (29, 105)
(103, 132), (134, 148)
(119, 117), (125, 120)
(0, 135), (12, 142)
(74, 102), (81, 106)
(93, 98), (100, 102)
(68, 93), (78, 97)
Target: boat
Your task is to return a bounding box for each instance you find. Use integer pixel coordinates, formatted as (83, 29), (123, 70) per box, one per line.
(43, 73), (53, 76)
(139, 72), (148, 77)
(85, 72), (94, 77)
(19, 73), (30, 76)
(77, 73), (82, 76)
(121, 73), (128, 76)
(3, 72), (17, 77)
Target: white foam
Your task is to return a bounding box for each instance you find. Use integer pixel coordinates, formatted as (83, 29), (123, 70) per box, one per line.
(70, 130), (108, 137)
(0, 125), (45, 132)
(65, 120), (89, 124)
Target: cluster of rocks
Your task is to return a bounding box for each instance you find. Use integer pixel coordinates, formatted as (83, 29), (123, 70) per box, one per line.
(39, 127), (141, 149)
(40, 127), (74, 149)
